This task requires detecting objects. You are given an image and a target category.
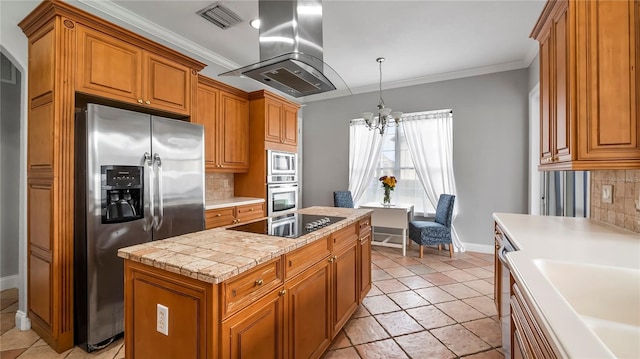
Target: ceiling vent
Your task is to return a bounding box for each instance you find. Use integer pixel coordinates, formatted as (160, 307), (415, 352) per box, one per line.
(197, 3), (242, 30)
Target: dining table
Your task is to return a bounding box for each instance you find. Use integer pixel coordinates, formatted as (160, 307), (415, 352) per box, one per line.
(358, 202), (414, 256)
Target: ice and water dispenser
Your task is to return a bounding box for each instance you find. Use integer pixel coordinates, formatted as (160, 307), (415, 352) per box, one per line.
(101, 165), (143, 223)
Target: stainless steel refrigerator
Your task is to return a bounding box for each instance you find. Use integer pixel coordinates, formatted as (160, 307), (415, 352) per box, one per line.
(74, 104), (204, 351)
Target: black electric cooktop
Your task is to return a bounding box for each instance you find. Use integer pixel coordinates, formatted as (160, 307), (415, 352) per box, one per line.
(228, 213), (346, 239)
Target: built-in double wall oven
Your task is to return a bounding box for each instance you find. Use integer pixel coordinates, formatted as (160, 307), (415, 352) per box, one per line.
(267, 150), (298, 216)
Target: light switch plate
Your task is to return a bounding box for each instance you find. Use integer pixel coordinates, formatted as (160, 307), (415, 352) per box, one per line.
(602, 184), (613, 204)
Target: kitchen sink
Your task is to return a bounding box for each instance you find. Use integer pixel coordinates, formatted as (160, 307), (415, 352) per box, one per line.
(534, 259), (640, 358)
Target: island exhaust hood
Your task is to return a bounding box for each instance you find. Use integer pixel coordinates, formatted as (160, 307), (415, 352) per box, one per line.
(220, 0), (336, 98)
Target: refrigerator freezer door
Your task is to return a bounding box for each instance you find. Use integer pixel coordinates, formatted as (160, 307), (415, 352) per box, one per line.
(82, 104), (153, 349)
(151, 116), (204, 240)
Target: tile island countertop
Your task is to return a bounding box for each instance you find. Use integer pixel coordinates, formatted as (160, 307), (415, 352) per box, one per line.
(117, 206), (372, 284)
(493, 213), (640, 359)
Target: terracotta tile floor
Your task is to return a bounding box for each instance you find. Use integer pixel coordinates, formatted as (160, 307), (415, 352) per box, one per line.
(0, 245), (502, 359)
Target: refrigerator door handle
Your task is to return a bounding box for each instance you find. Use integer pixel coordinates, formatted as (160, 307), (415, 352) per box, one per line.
(144, 152), (154, 232)
(153, 153), (164, 230)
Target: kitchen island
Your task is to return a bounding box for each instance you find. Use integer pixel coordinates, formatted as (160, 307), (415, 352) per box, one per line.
(117, 206), (373, 359)
(493, 213), (640, 359)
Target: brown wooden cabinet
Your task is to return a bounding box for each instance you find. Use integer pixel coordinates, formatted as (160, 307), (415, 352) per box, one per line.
(532, 0), (640, 170)
(124, 261), (217, 359)
(221, 288), (285, 359)
(357, 216), (372, 303)
(264, 97), (298, 147)
(510, 282), (557, 359)
(329, 225), (359, 337)
(76, 24), (195, 116)
(205, 203), (265, 230)
(284, 259), (332, 359)
(194, 75), (249, 173)
(235, 90), (300, 200)
(18, 1), (205, 352)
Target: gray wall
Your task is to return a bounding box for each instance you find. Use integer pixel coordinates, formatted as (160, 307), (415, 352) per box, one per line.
(302, 69), (530, 247)
(1, 53), (21, 277)
(528, 53), (540, 92)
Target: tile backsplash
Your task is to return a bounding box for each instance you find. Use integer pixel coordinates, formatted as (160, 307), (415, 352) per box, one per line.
(590, 170), (640, 233)
(205, 173), (234, 201)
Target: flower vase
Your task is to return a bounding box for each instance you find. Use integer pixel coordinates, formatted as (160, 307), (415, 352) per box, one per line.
(383, 186), (391, 206)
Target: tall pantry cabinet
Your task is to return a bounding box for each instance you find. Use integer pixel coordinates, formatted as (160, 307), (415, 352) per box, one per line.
(18, 0), (205, 352)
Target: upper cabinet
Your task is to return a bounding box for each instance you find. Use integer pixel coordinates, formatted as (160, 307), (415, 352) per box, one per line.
(251, 91), (300, 150)
(76, 25), (195, 116)
(194, 75), (249, 173)
(531, 0), (640, 170)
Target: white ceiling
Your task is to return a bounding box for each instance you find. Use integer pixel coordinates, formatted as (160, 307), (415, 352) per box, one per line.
(25, 0), (547, 102)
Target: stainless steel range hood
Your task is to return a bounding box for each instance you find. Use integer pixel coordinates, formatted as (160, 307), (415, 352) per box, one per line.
(220, 0), (336, 98)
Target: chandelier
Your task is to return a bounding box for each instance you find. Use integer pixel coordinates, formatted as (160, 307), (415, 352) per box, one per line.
(361, 57), (403, 135)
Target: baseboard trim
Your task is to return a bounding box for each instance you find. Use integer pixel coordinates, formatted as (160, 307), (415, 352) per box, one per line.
(0, 274), (18, 291)
(15, 310), (31, 331)
(461, 242), (493, 254)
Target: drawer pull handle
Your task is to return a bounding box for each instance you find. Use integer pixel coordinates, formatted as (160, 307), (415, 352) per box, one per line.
(250, 208), (254, 211)
(255, 279), (263, 286)
(279, 289), (287, 296)
(216, 213), (222, 217)
(288, 260), (293, 267)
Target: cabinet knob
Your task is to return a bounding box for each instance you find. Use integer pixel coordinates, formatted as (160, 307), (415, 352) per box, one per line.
(328, 257), (334, 263)
(279, 289), (287, 296)
(255, 279), (263, 286)
(250, 208), (254, 211)
(145, 100), (151, 105)
(220, 164), (224, 168)
(216, 213), (222, 217)
(137, 99), (143, 104)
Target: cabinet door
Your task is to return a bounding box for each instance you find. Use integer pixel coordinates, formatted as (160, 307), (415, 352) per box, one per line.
(265, 100), (283, 144)
(358, 231), (372, 303)
(578, 0), (640, 160)
(221, 288), (285, 359)
(539, 26), (553, 165)
(552, 2), (571, 163)
(218, 92), (249, 171)
(143, 52), (192, 115)
(281, 104), (298, 146)
(76, 25), (143, 104)
(285, 260), (331, 359)
(194, 83), (219, 171)
(331, 242), (358, 337)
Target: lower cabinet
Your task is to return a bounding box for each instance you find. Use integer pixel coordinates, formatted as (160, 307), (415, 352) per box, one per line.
(221, 288), (285, 359)
(510, 282), (557, 359)
(205, 203), (265, 229)
(285, 260), (332, 359)
(330, 240), (358, 336)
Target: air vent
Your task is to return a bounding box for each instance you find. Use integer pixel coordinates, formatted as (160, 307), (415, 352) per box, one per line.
(197, 3), (242, 29)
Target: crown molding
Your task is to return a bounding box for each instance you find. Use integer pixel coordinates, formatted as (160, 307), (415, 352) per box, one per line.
(301, 59), (530, 103)
(75, 0), (240, 70)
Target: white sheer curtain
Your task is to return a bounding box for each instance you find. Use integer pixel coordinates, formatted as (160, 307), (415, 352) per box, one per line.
(400, 110), (463, 251)
(348, 120), (383, 205)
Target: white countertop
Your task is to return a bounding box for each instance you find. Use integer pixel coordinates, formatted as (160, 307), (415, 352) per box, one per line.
(205, 197), (264, 210)
(493, 213), (640, 359)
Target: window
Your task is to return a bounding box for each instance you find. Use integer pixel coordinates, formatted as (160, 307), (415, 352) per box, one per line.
(355, 123), (435, 215)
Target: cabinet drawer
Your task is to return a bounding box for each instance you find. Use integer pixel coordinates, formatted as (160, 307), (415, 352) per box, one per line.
(205, 208), (235, 229)
(359, 216), (371, 237)
(236, 203), (265, 223)
(222, 257), (283, 318)
(331, 224), (358, 253)
(511, 283), (556, 359)
(284, 236), (331, 280)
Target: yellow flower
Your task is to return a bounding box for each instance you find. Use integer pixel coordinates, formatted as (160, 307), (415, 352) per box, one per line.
(379, 175), (397, 190)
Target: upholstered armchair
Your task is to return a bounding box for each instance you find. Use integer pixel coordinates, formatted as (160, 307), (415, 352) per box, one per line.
(408, 194), (455, 258)
(333, 191), (354, 208)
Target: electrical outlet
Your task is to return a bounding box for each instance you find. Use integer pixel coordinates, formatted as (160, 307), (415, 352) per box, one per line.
(157, 304), (168, 336)
(602, 184), (613, 204)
